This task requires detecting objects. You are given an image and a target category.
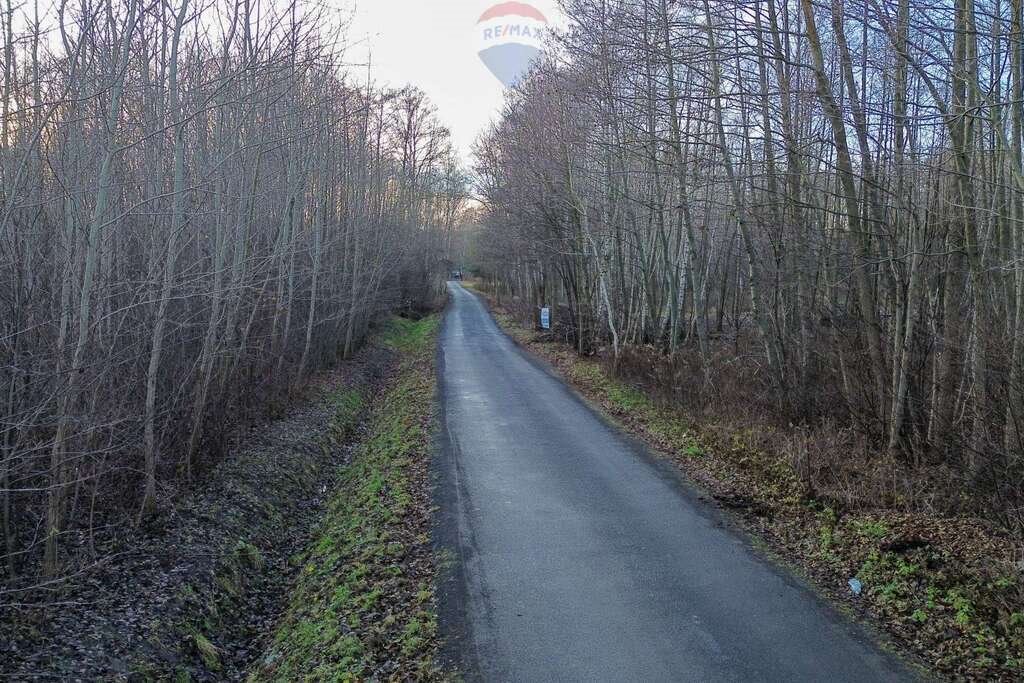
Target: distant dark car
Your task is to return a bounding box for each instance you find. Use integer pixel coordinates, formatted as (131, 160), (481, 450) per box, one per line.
(451, 270), (463, 280)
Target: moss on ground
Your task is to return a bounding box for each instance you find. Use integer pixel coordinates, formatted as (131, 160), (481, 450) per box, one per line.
(250, 315), (445, 681)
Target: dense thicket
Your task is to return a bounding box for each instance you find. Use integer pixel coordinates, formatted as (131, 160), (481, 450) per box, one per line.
(474, 0), (1024, 528)
(0, 0), (464, 586)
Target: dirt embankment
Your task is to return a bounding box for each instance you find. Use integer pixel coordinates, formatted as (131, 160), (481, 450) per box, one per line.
(1, 331), (403, 680)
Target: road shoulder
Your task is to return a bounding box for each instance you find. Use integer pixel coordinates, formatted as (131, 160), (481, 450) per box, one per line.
(462, 282), (1023, 680)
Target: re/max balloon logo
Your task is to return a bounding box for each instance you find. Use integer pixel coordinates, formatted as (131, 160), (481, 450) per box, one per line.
(480, 24), (545, 42)
(476, 2), (548, 88)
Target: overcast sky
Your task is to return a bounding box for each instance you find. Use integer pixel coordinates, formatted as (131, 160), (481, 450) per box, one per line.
(344, 0), (565, 163)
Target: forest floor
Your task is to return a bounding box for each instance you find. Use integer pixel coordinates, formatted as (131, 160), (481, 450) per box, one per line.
(0, 315), (445, 681)
(465, 281), (1024, 681)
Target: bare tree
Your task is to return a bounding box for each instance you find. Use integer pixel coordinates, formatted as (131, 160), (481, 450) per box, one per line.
(1, 0), (464, 588)
(473, 0), (1024, 532)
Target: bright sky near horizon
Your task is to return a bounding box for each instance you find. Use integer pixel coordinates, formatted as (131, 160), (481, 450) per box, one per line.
(344, 0), (565, 164)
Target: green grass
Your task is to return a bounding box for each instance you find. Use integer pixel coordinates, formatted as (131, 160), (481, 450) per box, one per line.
(328, 388), (365, 440)
(378, 315), (439, 354)
(852, 518), (890, 540)
(250, 315), (442, 681)
(190, 630), (220, 671)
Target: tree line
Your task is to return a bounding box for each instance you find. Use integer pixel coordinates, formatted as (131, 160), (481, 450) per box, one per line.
(473, 0), (1024, 528)
(1, 0), (465, 587)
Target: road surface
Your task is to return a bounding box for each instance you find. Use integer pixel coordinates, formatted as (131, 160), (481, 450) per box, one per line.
(434, 282), (911, 681)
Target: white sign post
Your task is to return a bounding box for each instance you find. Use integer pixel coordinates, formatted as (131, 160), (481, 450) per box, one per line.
(539, 306), (551, 330)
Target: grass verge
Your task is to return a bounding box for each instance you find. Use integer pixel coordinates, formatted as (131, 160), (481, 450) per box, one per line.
(468, 283), (1023, 681)
(250, 315), (444, 681)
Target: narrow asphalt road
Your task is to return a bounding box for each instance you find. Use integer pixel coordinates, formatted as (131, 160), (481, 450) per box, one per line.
(434, 282), (911, 682)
